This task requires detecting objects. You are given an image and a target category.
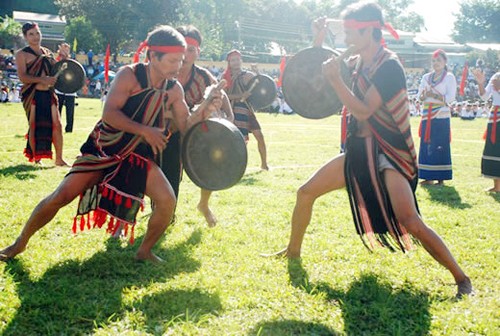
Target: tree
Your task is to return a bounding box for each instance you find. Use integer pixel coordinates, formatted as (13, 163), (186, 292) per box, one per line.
(64, 16), (104, 54)
(0, 15), (22, 49)
(453, 0), (500, 43)
(55, 0), (182, 54)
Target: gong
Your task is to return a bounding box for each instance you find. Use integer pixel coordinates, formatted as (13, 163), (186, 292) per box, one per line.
(51, 59), (86, 93)
(182, 118), (248, 191)
(282, 47), (350, 119)
(246, 74), (277, 110)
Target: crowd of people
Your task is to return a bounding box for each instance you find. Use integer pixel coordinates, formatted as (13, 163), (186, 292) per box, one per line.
(4, 0), (500, 302)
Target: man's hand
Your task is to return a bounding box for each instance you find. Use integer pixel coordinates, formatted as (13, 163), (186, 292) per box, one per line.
(43, 76), (57, 87)
(141, 126), (169, 156)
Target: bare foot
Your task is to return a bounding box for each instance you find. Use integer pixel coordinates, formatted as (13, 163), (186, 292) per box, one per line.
(197, 204), (217, 227)
(486, 187), (500, 193)
(0, 242), (26, 261)
(34, 160), (43, 166)
(435, 180), (444, 186)
(135, 251), (164, 263)
(420, 180), (434, 186)
(261, 165), (270, 171)
(55, 159), (70, 167)
(260, 247), (300, 259)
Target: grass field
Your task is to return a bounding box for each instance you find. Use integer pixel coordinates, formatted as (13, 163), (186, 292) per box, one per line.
(0, 98), (498, 335)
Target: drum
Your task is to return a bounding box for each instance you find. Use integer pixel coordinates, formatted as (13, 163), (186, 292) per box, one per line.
(182, 118), (247, 191)
(51, 59), (86, 93)
(246, 74), (277, 110)
(281, 47), (350, 119)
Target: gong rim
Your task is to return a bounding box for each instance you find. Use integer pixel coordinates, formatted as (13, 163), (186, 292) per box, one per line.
(282, 47), (343, 119)
(182, 119), (248, 191)
(51, 59), (86, 94)
(246, 74), (277, 110)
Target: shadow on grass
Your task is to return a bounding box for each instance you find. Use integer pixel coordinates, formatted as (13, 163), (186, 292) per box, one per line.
(2, 229), (221, 335)
(0, 164), (51, 180)
(488, 190), (500, 203)
(238, 170), (267, 186)
(285, 259), (431, 336)
(249, 320), (340, 336)
(421, 184), (471, 209)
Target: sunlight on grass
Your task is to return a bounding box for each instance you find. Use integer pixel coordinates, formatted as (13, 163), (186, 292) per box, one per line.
(0, 98), (498, 335)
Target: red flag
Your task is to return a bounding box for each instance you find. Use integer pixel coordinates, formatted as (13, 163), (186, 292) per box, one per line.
(277, 55), (286, 88)
(459, 62), (468, 96)
(104, 44), (110, 84)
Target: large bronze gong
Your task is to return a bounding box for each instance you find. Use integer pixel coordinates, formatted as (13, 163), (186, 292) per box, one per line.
(182, 118), (247, 191)
(282, 47), (350, 119)
(246, 74), (278, 110)
(51, 59), (86, 93)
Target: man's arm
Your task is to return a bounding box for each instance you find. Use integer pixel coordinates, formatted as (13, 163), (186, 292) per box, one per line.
(102, 66), (168, 155)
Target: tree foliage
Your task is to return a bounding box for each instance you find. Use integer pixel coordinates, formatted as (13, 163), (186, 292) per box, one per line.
(453, 0), (500, 43)
(0, 15), (22, 49)
(64, 16), (104, 54)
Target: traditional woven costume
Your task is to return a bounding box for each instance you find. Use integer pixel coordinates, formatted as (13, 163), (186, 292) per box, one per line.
(417, 68), (457, 181)
(224, 52), (261, 140)
(20, 46), (58, 162)
(160, 64), (215, 197)
(344, 47), (417, 252)
(479, 73), (500, 179)
(70, 64), (174, 243)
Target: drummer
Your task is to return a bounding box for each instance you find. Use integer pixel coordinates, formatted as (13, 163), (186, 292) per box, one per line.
(223, 50), (270, 170)
(267, 2), (472, 299)
(16, 22), (69, 166)
(159, 24), (233, 227)
(0, 25), (222, 263)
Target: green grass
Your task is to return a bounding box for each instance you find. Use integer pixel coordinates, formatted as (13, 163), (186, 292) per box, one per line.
(0, 98), (498, 335)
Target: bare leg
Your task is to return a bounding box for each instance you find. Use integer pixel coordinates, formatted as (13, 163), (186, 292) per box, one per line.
(197, 188), (217, 227)
(384, 169), (472, 297)
(0, 171), (102, 261)
(252, 129), (269, 170)
(51, 104), (68, 166)
(487, 178), (500, 192)
(136, 163), (176, 263)
(275, 154), (346, 258)
(28, 105), (37, 163)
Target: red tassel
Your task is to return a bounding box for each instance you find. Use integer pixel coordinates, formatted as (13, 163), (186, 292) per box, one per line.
(424, 103), (432, 143)
(114, 193), (122, 205)
(123, 223), (129, 237)
(108, 189), (115, 201)
(459, 62), (468, 96)
(125, 197), (133, 209)
(102, 186), (109, 198)
(111, 220), (121, 236)
(491, 106), (498, 144)
(72, 217), (77, 234)
(106, 217), (115, 233)
(86, 212), (91, 229)
(129, 225), (135, 245)
(341, 106), (348, 145)
(79, 216), (86, 231)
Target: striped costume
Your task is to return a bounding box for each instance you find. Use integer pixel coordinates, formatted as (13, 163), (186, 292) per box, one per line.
(160, 64), (215, 198)
(344, 48), (417, 252)
(479, 73), (500, 179)
(227, 70), (260, 139)
(70, 64), (173, 243)
(417, 71), (457, 181)
(19, 46), (58, 162)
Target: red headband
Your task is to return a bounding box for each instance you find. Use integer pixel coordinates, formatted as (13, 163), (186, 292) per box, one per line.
(432, 49), (447, 60)
(184, 37), (200, 48)
(133, 40), (186, 63)
(343, 19), (399, 40)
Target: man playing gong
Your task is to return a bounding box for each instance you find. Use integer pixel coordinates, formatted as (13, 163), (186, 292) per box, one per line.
(16, 22), (69, 166)
(270, 2), (472, 299)
(0, 25), (222, 263)
(223, 50), (269, 170)
(159, 25), (233, 227)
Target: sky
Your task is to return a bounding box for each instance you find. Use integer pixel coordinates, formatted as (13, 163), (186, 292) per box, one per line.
(408, 0), (461, 38)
